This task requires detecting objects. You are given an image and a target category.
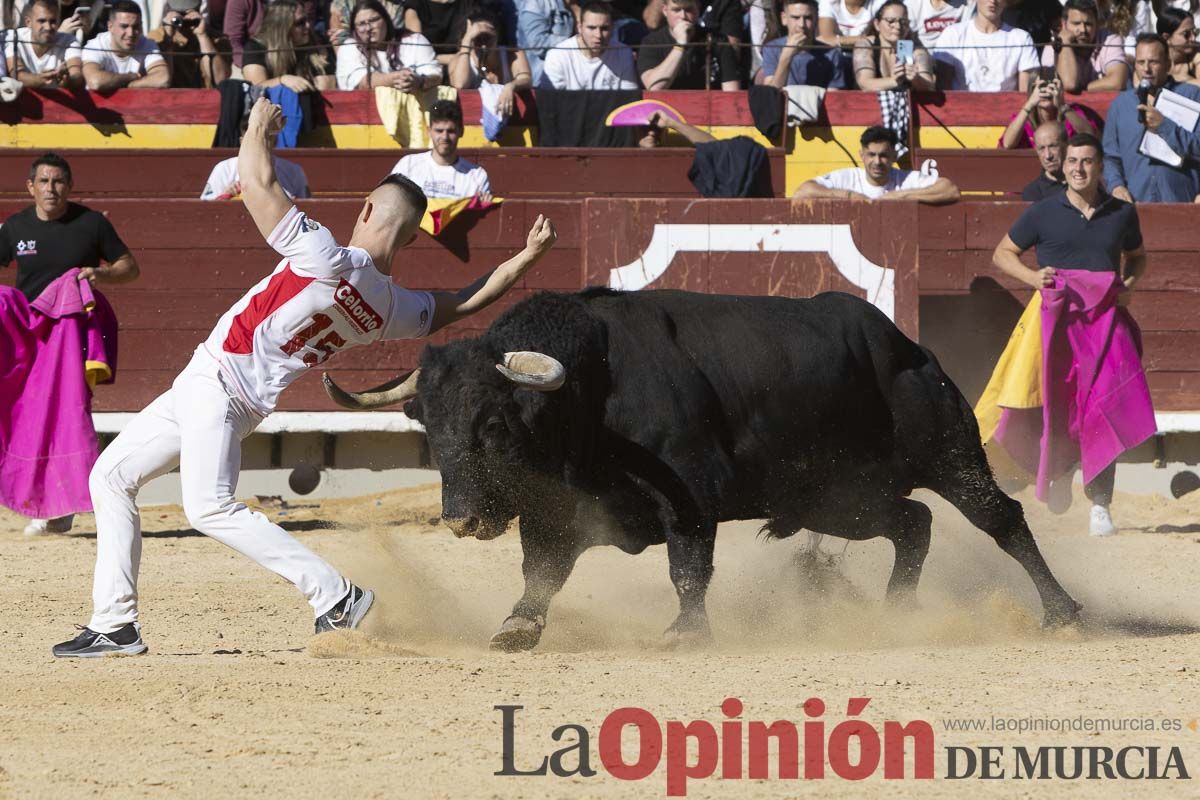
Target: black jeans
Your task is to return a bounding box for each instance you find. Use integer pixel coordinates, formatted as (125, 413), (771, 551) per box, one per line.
(1084, 462), (1117, 507)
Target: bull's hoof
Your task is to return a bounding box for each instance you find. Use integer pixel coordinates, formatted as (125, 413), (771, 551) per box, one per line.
(489, 615), (545, 652)
(1042, 599), (1083, 629)
(661, 621), (713, 651)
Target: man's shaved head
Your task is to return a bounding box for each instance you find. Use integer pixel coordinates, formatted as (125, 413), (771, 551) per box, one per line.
(350, 173), (429, 271)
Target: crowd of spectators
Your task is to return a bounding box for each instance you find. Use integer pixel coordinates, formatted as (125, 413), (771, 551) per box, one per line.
(0, 0), (1194, 95)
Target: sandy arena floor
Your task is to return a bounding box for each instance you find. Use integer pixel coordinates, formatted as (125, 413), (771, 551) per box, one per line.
(2, 480), (1199, 799)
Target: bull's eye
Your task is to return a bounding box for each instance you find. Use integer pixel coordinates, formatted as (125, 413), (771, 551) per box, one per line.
(482, 416), (508, 438)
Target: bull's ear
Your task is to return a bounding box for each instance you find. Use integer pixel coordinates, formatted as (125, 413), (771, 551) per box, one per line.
(403, 397), (423, 422)
(495, 351), (565, 391)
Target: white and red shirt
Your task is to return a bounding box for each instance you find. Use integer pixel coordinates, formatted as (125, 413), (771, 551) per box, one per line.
(200, 205), (434, 416)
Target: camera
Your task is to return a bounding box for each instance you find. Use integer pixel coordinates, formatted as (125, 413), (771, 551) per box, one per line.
(169, 15), (200, 28)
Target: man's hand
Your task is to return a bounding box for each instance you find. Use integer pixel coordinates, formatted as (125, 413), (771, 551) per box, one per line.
(784, 31), (805, 50)
(670, 18), (694, 44)
(524, 215), (557, 258)
(1112, 185), (1134, 203)
(248, 97), (285, 136)
(187, 9), (208, 37)
(1034, 266), (1057, 288)
(77, 266), (102, 283)
(280, 74), (315, 92)
(1139, 100), (1164, 131)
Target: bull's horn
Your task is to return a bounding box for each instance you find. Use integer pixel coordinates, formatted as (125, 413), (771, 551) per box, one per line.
(322, 369), (420, 410)
(495, 351), (566, 391)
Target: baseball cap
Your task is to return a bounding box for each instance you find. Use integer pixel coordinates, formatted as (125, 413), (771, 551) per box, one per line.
(165, 0), (201, 11)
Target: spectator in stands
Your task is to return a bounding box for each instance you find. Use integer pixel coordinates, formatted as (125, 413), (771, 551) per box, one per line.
(1003, 0), (1063, 56)
(756, 0), (847, 88)
(514, 0), (575, 84)
(201, 154), (310, 199)
(905, 0), (973, 50)
(448, 4), (533, 111)
(6, 0), (85, 90)
(336, 0), (443, 90)
(1103, 33), (1200, 202)
(794, 125), (960, 202)
(1159, 7), (1200, 83)
(224, 0), (318, 67)
(242, 0), (335, 92)
(148, 0), (230, 88)
(331, 0), (404, 45)
(853, 0), (936, 91)
(992, 133), (1147, 537)
(1021, 119), (1068, 199)
(933, 0), (1039, 92)
(999, 74), (1101, 148)
(404, 0), (471, 64)
(391, 99), (493, 198)
(539, 2), (639, 88)
(82, 0), (170, 90)
(0, 153), (140, 537)
(1042, 0), (1127, 92)
(817, 0), (875, 48)
(638, 0), (740, 90)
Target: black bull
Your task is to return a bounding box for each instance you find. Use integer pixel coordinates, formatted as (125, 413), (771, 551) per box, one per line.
(327, 289), (1081, 651)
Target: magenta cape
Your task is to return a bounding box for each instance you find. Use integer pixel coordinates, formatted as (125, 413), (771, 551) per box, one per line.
(0, 270), (118, 518)
(992, 269), (1157, 502)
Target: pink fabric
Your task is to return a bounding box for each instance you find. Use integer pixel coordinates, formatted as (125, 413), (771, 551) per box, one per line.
(993, 269), (1157, 502)
(0, 270), (118, 518)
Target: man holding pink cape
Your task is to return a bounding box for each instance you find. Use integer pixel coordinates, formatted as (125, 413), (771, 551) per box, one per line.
(989, 132), (1155, 538)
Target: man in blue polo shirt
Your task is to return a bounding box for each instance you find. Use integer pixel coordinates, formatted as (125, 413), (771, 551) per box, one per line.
(993, 133), (1148, 538)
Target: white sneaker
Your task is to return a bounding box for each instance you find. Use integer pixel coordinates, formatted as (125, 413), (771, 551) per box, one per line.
(23, 515), (74, 537)
(1089, 505), (1117, 538)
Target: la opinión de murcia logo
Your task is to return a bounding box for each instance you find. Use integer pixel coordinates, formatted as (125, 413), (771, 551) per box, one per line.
(16, 239), (36, 255)
(495, 698), (1192, 795)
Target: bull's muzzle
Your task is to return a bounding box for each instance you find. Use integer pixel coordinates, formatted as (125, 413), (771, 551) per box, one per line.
(443, 515), (481, 538)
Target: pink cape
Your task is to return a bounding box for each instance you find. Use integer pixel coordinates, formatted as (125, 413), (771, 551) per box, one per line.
(0, 270), (118, 518)
(993, 269), (1157, 501)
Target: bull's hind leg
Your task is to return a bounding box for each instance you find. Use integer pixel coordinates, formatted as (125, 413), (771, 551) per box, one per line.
(664, 528), (717, 646)
(936, 466), (1082, 627)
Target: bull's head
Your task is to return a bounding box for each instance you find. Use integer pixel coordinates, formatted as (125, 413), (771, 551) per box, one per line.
(323, 347), (566, 541)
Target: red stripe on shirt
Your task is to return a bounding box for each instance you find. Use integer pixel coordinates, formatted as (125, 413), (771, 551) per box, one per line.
(222, 264), (313, 355)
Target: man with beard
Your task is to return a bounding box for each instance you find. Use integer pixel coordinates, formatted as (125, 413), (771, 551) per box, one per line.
(793, 125), (960, 203)
(7, 0), (86, 90)
(390, 100), (492, 201)
(638, 0), (741, 90)
(81, 0), (170, 91)
(1022, 120), (1069, 200)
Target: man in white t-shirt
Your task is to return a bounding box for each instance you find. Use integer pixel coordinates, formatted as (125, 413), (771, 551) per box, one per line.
(391, 100), (492, 200)
(794, 125), (960, 203)
(81, 0), (170, 91)
(6, 0), (84, 90)
(201, 155), (310, 200)
(932, 0), (1038, 91)
(538, 1), (639, 89)
(905, 0), (974, 49)
(51, 98), (559, 658)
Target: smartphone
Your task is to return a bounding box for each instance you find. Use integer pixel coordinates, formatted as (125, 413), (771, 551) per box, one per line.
(896, 40), (914, 65)
(74, 5), (91, 15)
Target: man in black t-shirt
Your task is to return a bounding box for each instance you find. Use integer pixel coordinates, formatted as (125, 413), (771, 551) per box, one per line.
(637, 0), (741, 90)
(1021, 120), (1068, 201)
(0, 153), (138, 302)
(0, 152), (139, 537)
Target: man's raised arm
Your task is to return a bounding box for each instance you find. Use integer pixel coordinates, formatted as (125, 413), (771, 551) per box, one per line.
(427, 215), (558, 335)
(238, 98), (294, 239)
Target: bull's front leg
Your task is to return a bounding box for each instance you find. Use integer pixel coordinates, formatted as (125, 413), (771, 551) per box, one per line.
(663, 528), (717, 647)
(491, 518), (582, 652)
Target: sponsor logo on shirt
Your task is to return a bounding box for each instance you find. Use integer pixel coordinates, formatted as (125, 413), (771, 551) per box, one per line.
(15, 239), (36, 256)
(301, 216), (321, 233)
(333, 278), (383, 334)
(924, 17), (957, 33)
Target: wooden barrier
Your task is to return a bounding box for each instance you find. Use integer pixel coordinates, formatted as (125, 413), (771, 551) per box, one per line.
(913, 148), (1039, 196)
(2, 199), (1194, 413)
(0, 146), (787, 199)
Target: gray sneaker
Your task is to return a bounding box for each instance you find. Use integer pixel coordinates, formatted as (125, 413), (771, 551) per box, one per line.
(314, 585), (374, 633)
(52, 623), (147, 658)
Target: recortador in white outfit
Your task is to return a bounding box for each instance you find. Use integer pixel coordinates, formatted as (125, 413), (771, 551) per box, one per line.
(86, 206), (434, 634)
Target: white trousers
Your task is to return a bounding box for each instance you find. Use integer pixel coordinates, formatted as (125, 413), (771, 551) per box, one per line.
(87, 352), (348, 633)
